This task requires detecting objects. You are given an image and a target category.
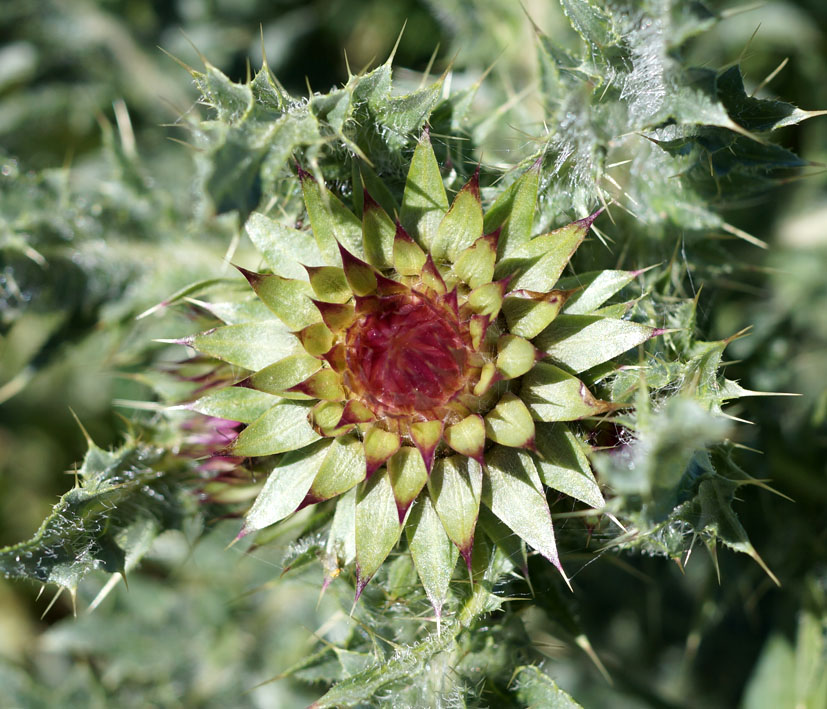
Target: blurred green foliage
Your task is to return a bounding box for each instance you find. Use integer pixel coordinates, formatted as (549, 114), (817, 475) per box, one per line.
(1, 0), (825, 707)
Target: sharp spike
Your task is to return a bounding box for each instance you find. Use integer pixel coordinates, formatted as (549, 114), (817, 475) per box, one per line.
(338, 243), (379, 296)
(460, 543), (474, 576)
(69, 408), (95, 449)
(87, 573), (123, 614)
(385, 20), (408, 66)
(343, 48), (353, 78)
(41, 585), (65, 620)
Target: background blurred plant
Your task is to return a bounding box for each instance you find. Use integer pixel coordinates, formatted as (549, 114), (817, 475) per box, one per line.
(1, 0), (825, 707)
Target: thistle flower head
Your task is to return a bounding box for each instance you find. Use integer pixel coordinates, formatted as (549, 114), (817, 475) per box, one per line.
(179, 130), (662, 615)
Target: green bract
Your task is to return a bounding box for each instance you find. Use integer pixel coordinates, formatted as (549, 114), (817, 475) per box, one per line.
(175, 129), (662, 618)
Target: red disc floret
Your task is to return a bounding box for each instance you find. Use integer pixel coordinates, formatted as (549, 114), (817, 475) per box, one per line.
(345, 290), (471, 419)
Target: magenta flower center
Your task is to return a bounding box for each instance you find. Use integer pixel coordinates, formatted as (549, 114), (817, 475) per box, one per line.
(345, 291), (470, 418)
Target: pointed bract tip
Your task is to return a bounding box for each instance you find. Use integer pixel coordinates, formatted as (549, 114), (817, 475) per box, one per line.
(555, 559), (573, 592)
(651, 327), (680, 338)
(375, 272), (407, 295)
(227, 527), (249, 549)
(522, 437), (538, 454)
(421, 253), (447, 291)
(631, 263), (661, 278)
(749, 547), (781, 587)
(319, 575), (334, 607)
(295, 492), (323, 512)
(310, 299), (354, 333)
(465, 166), (481, 200)
(353, 570), (370, 605)
(420, 448), (437, 474)
(395, 220), (415, 242)
(337, 241), (373, 272)
(365, 458), (386, 478)
(578, 208), (605, 229)
(442, 287), (459, 313)
(339, 400), (375, 425)
(136, 300), (168, 320)
(384, 18), (407, 66)
(461, 545), (474, 575)
(295, 161), (310, 181)
(498, 273), (515, 291)
(409, 420), (443, 474)
(396, 502), (411, 525)
(233, 263), (261, 285)
(724, 325), (753, 344)
(362, 188), (380, 210)
(153, 336), (194, 347)
(483, 227), (501, 248)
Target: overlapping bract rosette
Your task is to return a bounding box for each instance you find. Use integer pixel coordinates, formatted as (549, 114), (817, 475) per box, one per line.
(176, 130), (663, 618)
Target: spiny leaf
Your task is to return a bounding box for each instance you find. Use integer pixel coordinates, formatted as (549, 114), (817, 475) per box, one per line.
(716, 65), (824, 133)
(514, 665), (584, 708)
(559, 0), (620, 51)
(309, 619), (458, 708)
(697, 478), (779, 586)
(0, 440), (191, 591)
(193, 64), (253, 123)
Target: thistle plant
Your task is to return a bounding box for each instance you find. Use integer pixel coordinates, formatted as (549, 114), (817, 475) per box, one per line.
(169, 127), (668, 619)
(3, 1), (826, 706)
